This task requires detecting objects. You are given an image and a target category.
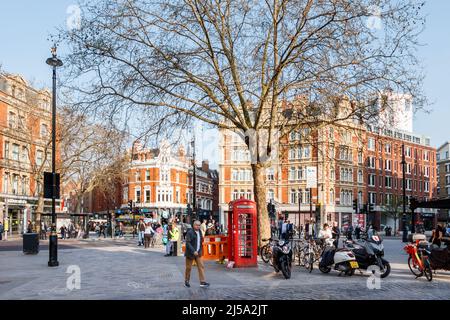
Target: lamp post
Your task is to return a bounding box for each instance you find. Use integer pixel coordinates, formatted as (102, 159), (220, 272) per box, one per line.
(402, 143), (408, 243)
(191, 136), (197, 222)
(46, 45), (63, 267)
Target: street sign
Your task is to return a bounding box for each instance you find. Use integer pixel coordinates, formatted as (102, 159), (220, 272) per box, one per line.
(306, 166), (317, 189)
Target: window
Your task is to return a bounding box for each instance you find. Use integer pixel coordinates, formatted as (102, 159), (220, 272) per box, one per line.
(11, 174), (18, 194)
(289, 167), (296, 181)
(266, 168), (275, 181)
(145, 189), (151, 203)
(405, 146), (412, 158)
(329, 189), (335, 204)
(385, 160), (392, 172)
(330, 167), (335, 180)
(232, 169), (239, 181)
(146, 170), (151, 181)
(368, 157), (375, 169)
(304, 146), (311, 158)
(385, 143), (391, 154)
(135, 171), (140, 182)
(40, 124), (48, 138)
(369, 192), (376, 205)
(3, 173), (9, 193)
(135, 188), (141, 203)
(297, 166), (305, 180)
(290, 189), (297, 204)
(358, 170), (363, 184)
(368, 138), (375, 151)
(267, 189), (275, 201)
(368, 174), (376, 186)
(385, 176), (392, 189)
(21, 146), (27, 162)
(4, 141), (9, 159)
(246, 189), (252, 200)
(289, 148), (296, 160)
(21, 176), (27, 195)
(8, 112), (16, 128)
(232, 189), (239, 201)
(358, 151), (363, 164)
(12, 144), (19, 161)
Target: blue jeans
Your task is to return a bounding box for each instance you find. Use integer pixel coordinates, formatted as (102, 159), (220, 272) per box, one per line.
(138, 231), (145, 245)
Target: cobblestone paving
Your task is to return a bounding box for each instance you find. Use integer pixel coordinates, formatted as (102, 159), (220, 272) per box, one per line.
(1, 239), (449, 300)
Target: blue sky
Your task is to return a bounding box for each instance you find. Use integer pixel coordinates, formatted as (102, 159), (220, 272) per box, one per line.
(0, 0), (449, 156)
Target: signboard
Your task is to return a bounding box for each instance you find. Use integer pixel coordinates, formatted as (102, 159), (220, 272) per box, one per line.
(306, 166), (317, 189)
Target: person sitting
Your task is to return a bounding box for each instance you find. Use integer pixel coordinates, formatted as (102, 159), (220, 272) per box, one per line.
(318, 223), (334, 246)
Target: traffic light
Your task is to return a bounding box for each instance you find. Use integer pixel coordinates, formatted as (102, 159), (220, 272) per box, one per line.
(128, 200), (133, 212)
(361, 204), (367, 214)
(267, 202), (276, 218)
(353, 199), (358, 212)
(369, 203), (374, 212)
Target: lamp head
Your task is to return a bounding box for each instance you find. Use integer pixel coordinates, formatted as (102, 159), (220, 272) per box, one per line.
(46, 44), (63, 67)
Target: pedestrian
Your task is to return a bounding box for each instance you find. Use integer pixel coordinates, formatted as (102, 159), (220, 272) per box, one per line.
(304, 220), (310, 240)
(200, 219), (207, 238)
(347, 224), (354, 241)
(446, 224), (450, 237)
(431, 224), (444, 248)
(331, 221), (340, 248)
(137, 219), (146, 246)
(60, 225), (66, 239)
(144, 222), (154, 248)
(0, 221), (3, 241)
(318, 223), (333, 246)
(287, 220), (294, 239)
(355, 225), (361, 240)
(166, 222), (180, 256)
(26, 220), (33, 233)
(184, 220), (210, 288)
(281, 220), (288, 240)
(278, 219), (283, 239)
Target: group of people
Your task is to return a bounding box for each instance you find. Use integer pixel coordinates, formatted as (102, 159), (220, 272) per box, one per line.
(430, 223), (450, 247)
(59, 222), (84, 239)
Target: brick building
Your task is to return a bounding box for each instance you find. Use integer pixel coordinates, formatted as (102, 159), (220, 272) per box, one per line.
(189, 160), (219, 222)
(218, 100), (438, 231)
(0, 73), (60, 234)
(121, 140), (191, 221)
(436, 141), (450, 223)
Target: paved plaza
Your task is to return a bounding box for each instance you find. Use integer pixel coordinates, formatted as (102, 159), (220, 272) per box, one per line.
(1, 238), (450, 300)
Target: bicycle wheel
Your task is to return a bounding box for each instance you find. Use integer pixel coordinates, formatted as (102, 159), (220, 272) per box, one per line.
(408, 256), (423, 277)
(308, 252), (314, 273)
(260, 245), (271, 263)
(423, 258), (433, 281)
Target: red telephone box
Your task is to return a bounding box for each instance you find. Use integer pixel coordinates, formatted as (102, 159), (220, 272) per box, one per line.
(228, 198), (258, 267)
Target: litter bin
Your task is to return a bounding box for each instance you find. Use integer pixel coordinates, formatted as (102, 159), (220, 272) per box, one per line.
(23, 233), (39, 254)
(171, 241), (178, 256)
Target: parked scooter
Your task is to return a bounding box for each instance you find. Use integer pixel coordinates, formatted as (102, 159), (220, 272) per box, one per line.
(319, 243), (359, 276)
(271, 239), (293, 279)
(344, 232), (391, 278)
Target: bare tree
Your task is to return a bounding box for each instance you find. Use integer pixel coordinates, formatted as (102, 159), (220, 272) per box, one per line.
(58, 0), (426, 244)
(382, 195), (404, 236)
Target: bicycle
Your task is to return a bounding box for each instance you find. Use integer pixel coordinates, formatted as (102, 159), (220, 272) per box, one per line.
(260, 238), (278, 263)
(404, 239), (433, 281)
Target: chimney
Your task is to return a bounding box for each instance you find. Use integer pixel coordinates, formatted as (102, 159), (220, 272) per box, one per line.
(202, 160), (209, 171)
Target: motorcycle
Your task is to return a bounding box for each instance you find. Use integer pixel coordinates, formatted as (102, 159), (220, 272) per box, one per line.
(344, 233), (391, 278)
(271, 239), (293, 279)
(319, 243), (358, 276)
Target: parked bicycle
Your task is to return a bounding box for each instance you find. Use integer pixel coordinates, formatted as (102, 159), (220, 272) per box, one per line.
(404, 234), (433, 281)
(260, 238), (279, 263)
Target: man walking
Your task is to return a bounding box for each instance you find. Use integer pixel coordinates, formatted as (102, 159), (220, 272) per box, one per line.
(184, 220), (210, 288)
(0, 221), (3, 240)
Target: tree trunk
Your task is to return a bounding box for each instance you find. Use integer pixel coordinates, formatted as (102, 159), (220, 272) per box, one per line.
(251, 163), (271, 248)
(394, 217), (398, 237)
(34, 194), (45, 234)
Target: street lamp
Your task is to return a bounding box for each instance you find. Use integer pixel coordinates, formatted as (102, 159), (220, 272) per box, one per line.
(46, 45), (63, 267)
(401, 143), (408, 243)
